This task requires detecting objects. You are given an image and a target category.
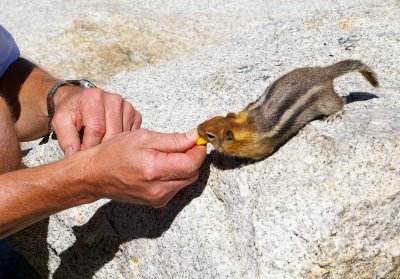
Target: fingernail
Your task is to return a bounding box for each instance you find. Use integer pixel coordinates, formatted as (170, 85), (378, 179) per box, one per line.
(185, 129), (199, 141)
(65, 146), (74, 156)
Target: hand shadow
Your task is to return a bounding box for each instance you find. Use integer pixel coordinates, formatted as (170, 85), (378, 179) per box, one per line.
(52, 157), (211, 278)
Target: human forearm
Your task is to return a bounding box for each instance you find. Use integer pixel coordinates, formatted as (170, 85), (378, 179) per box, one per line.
(0, 57), (60, 141)
(0, 129), (206, 238)
(0, 154), (95, 238)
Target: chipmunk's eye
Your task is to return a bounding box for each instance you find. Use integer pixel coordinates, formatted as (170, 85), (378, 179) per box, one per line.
(224, 130), (234, 141)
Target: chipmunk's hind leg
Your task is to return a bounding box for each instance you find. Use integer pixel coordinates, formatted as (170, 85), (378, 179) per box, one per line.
(317, 83), (345, 122)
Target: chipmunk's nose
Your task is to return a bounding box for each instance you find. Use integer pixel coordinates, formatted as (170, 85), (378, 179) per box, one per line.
(205, 131), (216, 142)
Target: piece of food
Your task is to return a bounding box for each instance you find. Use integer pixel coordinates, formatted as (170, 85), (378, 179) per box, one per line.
(196, 137), (208, 145)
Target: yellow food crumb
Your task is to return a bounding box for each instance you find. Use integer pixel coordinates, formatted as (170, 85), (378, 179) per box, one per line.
(339, 21), (351, 30)
(131, 257), (139, 264)
(196, 137), (207, 145)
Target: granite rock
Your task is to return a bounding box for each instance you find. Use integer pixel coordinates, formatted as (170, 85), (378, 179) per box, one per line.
(11, 0), (400, 278)
(1, 0), (370, 86)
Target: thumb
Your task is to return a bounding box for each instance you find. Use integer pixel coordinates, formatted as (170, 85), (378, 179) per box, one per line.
(52, 113), (81, 156)
(146, 129), (199, 153)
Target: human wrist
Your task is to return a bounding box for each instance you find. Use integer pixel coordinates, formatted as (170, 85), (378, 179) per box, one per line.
(51, 84), (75, 113)
(46, 79), (96, 128)
(67, 145), (108, 201)
(53, 151), (99, 206)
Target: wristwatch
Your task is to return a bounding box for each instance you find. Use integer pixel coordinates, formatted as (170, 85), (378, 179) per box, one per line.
(40, 79), (96, 145)
(47, 79), (96, 123)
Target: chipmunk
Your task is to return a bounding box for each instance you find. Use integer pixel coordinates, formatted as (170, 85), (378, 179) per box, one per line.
(197, 60), (379, 160)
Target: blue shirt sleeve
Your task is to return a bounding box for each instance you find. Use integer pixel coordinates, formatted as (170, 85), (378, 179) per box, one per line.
(0, 25), (20, 78)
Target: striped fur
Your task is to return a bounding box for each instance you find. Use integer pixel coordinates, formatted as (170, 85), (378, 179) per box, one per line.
(261, 84), (326, 138)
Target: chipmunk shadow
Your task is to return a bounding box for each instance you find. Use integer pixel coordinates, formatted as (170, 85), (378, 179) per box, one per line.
(52, 157), (211, 278)
(342, 91), (379, 104)
(209, 150), (258, 170)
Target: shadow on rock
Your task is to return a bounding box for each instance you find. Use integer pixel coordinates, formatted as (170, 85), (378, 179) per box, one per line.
(52, 158), (211, 278)
(209, 150), (258, 170)
(342, 91), (378, 104)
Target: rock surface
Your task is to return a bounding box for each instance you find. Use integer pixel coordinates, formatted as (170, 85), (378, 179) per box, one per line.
(7, 0), (400, 278)
(1, 0), (370, 86)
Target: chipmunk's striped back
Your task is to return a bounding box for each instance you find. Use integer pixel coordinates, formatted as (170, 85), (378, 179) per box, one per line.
(245, 60), (378, 144)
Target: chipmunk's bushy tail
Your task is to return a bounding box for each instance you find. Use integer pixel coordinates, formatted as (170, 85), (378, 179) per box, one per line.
(326, 59), (379, 87)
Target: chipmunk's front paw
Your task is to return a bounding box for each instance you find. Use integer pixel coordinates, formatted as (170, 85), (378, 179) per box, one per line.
(324, 110), (343, 123)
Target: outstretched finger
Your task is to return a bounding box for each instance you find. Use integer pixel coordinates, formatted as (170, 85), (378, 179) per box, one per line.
(143, 129), (200, 153)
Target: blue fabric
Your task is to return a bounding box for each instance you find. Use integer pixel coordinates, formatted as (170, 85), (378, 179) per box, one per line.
(0, 25), (20, 78)
(0, 237), (39, 278)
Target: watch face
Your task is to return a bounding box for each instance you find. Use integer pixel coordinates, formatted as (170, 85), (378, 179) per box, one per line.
(79, 79), (96, 88)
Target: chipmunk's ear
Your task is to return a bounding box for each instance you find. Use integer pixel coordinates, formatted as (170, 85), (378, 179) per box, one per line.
(226, 112), (237, 119)
(224, 130), (234, 141)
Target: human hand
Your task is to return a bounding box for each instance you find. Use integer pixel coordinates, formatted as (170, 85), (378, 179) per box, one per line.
(83, 129), (206, 208)
(51, 86), (142, 155)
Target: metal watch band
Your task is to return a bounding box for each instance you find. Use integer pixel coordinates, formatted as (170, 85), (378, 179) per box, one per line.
(46, 79), (96, 130)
